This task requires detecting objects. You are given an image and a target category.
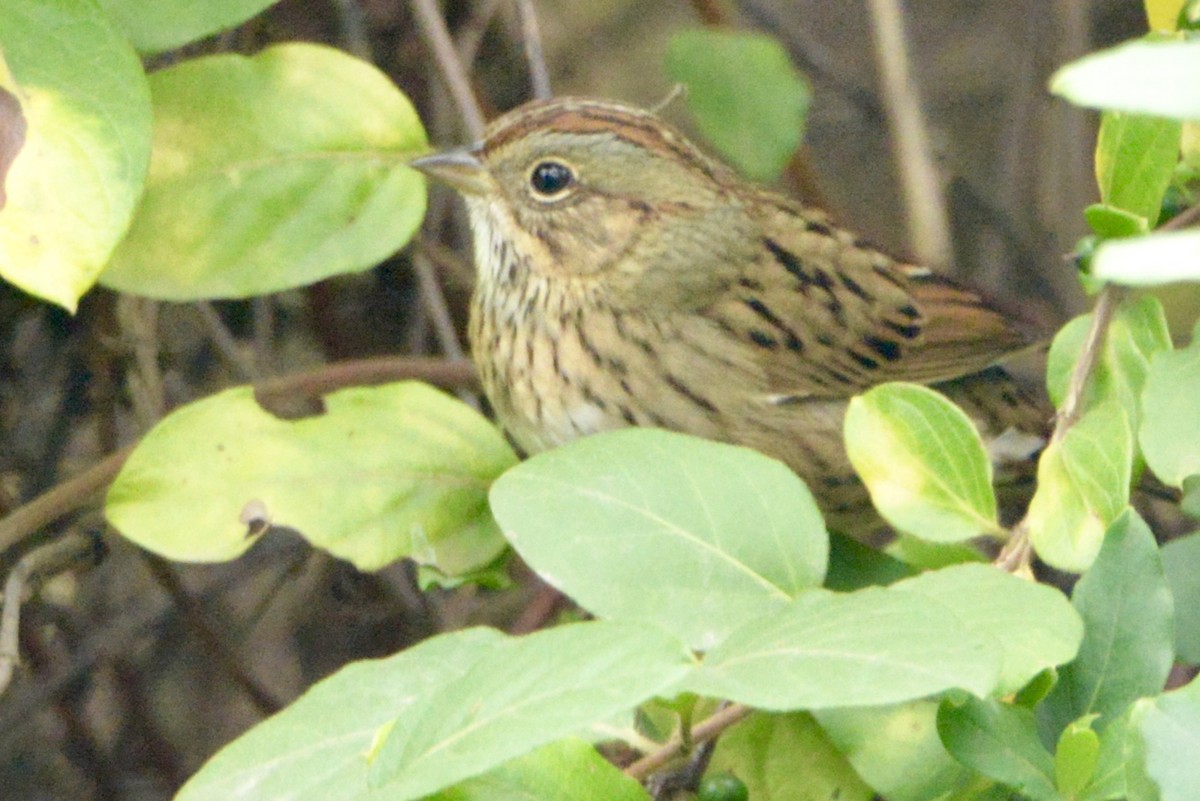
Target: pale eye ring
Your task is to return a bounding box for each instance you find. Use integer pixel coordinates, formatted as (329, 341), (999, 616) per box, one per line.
(528, 160), (575, 199)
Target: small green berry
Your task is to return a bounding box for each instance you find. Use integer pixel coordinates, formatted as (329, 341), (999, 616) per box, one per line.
(697, 771), (749, 801)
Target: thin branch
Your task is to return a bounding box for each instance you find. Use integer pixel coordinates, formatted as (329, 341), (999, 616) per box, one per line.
(253, 355), (476, 402)
(410, 0), (487, 139)
(994, 202), (1200, 572)
(195, 302), (259, 381)
(0, 357), (477, 555)
(456, 0), (508, 68)
(0, 448), (131, 555)
(0, 535), (95, 696)
(866, 0), (953, 268)
(512, 0), (552, 99)
(625, 703), (753, 780)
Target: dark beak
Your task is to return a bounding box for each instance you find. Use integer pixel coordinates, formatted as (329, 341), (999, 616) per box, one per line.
(409, 148), (492, 196)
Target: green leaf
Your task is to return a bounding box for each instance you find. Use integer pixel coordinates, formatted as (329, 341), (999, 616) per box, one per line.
(106, 382), (515, 574)
(1078, 708), (1134, 801)
(816, 702), (976, 801)
(1095, 111), (1182, 225)
(1161, 531), (1200, 664)
(1026, 400), (1134, 572)
(1045, 296), (1172, 429)
(367, 621), (694, 795)
(844, 383), (1001, 542)
(98, 0), (280, 54)
(1051, 38), (1200, 120)
(709, 712), (873, 801)
(1084, 204), (1151, 239)
(1133, 676), (1200, 801)
(176, 626), (507, 801)
(824, 531), (914, 591)
(1184, 474), (1200, 519)
(665, 28), (810, 181)
(1056, 716), (1102, 798)
(1093, 229), (1200, 286)
(1141, 322), (1200, 486)
(428, 738), (651, 801)
(0, 0), (151, 311)
(102, 43), (427, 300)
(937, 697), (1062, 801)
(682, 587), (1000, 709)
(489, 428), (828, 651)
(1040, 510), (1174, 738)
(892, 564), (1083, 695)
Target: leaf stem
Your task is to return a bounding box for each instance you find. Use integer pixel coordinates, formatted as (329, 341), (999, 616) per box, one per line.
(625, 702), (752, 780)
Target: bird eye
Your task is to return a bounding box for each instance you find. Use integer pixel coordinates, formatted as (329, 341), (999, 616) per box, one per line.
(529, 160), (575, 198)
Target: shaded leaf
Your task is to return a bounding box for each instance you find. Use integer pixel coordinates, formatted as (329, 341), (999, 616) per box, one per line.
(489, 428), (828, 651)
(106, 382), (514, 574)
(1140, 321), (1200, 486)
(429, 738), (651, 801)
(1040, 510), (1174, 737)
(938, 697), (1062, 801)
(816, 701), (976, 801)
(709, 712), (872, 801)
(1161, 531), (1200, 665)
(98, 0), (281, 54)
(665, 28), (810, 181)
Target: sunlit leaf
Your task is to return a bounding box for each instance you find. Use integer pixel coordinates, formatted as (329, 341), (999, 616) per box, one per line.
(489, 428), (828, 650)
(0, 0), (151, 310)
(1051, 38), (1200, 120)
(845, 383), (1001, 542)
(103, 44), (427, 300)
(107, 382), (514, 574)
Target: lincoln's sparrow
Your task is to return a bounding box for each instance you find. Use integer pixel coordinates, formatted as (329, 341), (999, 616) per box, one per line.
(413, 97), (1047, 525)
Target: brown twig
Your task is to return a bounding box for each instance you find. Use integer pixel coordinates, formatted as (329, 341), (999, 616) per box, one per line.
(866, 0), (953, 268)
(0, 357), (477, 555)
(625, 703), (753, 780)
(0, 449), (131, 555)
(687, 0), (727, 25)
(253, 355), (476, 401)
(410, 0), (487, 139)
(995, 202), (1200, 572)
(0, 535), (95, 696)
(512, 0), (552, 99)
(195, 302), (259, 381)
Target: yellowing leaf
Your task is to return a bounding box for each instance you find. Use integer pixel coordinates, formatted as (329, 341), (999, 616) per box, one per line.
(845, 383), (1000, 542)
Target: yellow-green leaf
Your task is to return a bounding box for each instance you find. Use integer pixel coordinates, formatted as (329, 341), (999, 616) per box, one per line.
(845, 383), (1000, 542)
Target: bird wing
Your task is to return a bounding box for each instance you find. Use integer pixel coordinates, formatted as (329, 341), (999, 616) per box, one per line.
(703, 196), (1034, 399)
